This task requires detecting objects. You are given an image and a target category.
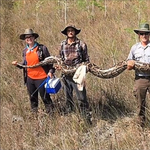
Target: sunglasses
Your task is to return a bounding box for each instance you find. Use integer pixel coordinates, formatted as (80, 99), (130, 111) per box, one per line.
(25, 35), (34, 39)
(139, 32), (149, 35)
(67, 29), (74, 32)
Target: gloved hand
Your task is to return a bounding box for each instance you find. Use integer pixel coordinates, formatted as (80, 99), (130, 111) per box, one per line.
(127, 60), (135, 70)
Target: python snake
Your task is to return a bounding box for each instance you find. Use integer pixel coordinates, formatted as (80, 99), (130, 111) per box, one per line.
(16, 56), (150, 79)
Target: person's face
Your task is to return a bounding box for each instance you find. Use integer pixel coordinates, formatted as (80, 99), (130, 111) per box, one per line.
(138, 32), (150, 43)
(67, 28), (76, 38)
(25, 34), (35, 45)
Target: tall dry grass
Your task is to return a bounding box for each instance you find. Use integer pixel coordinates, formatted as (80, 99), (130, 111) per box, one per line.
(1, 0), (150, 149)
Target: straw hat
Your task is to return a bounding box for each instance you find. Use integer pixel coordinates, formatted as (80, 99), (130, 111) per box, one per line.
(134, 23), (150, 34)
(61, 24), (81, 35)
(20, 29), (39, 40)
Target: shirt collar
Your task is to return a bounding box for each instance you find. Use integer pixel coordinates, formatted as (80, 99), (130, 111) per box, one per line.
(65, 37), (79, 45)
(139, 41), (150, 47)
(26, 42), (38, 53)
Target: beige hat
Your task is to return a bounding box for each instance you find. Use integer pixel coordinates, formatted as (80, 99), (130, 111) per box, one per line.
(61, 24), (81, 35)
(20, 29), (39, 40)
(134, 23), (150, 34)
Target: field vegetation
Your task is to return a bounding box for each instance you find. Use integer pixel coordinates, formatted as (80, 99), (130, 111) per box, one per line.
(1, 0), (150, 149)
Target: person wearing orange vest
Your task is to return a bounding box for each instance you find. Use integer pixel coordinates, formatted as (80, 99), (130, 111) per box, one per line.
(12, 29), (55, 117)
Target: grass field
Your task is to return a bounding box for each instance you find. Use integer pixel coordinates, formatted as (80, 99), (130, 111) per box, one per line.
(1, 0), (150, 149)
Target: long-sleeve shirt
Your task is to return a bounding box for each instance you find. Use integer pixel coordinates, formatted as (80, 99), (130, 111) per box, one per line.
(59, 38), (90, 66)
(17, 42), (55, 83)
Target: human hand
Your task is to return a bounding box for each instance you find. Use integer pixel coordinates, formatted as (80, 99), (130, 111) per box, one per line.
(127, 60), (135, 70)
(48, 72), (54, 78)
(12, 61), (18, 66)
(55, 64), (62, 70)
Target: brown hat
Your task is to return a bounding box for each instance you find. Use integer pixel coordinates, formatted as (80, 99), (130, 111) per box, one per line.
(61, 24), (81, 35)
(19, 29), (39, 40)
(134, 23), (150, 34)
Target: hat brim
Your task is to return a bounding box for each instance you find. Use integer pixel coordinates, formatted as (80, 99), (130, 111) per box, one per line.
(134, 29), (150, 34)
(61, 26), (81, 35)
(20, 33), (39, 40)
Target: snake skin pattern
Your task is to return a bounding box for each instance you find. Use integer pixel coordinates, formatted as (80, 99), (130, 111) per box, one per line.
(16, 56), (150, 79)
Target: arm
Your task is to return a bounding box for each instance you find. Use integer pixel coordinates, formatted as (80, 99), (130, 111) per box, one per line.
(81, 42), (90, 63)
(55, 42), (64, 70)
(127, 45), (136, 70)
(12, 48), (27, 84)
(42, 45), (55, 74)
(12, 48), (26, 69)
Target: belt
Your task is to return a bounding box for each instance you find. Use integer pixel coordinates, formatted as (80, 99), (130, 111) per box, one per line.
(136, 75), (150, 79)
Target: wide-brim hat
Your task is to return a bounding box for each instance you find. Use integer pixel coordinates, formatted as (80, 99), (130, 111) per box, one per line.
(61, 24), (81, 35)
(20, 28), (39, 40)
(134, 23), (150, 34)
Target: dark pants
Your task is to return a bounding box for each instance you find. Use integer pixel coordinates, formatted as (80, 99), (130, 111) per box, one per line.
(63, 75), (89, 114)
(26, 77), (54, 113)
(133, 76), (150, 125)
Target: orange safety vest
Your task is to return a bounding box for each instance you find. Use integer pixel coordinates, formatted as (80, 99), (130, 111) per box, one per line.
(26, 47), (47, 79)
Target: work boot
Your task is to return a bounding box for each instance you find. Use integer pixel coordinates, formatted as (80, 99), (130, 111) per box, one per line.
(45, 104), (54, 116)
(80, 108), (92, 126)
(63, 103), (75, 115)
(30, 107), (38, 120)
(139, 116), (145, 128)
(84, 111), (92, 126)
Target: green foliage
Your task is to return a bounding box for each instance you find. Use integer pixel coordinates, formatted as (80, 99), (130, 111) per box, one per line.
(92, 0), (105, 10)
(76, 0), (87, 9)
(35, 0), (44, 11)
(12, 0), (22, 10)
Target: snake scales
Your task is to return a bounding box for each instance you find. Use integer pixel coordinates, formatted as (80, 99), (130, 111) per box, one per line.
(16, 56), (150, 79)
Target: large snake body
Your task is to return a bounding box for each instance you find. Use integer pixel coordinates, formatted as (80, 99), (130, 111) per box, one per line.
(16, 56), (150, 79)
(88, 61), (127, 79)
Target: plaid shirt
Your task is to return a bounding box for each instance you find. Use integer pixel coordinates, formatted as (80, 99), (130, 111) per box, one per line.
(60, 38), (90, 66)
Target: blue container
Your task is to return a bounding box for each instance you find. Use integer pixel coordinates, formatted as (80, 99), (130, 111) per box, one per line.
(45, 77), (61, 94)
